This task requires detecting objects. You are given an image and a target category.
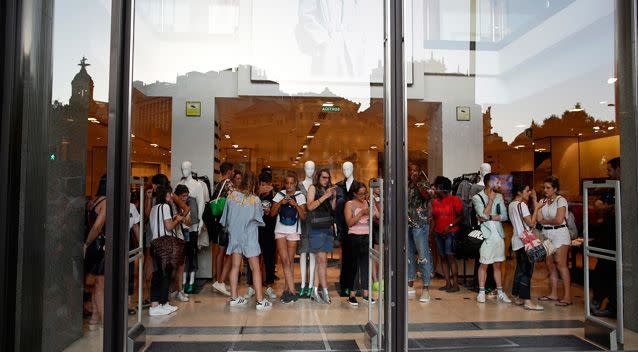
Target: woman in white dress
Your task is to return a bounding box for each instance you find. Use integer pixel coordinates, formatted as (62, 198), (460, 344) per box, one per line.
(538, 176), (572, 306)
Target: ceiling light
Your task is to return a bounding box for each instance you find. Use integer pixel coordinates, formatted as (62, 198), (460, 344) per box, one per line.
(370, 145), (378, 150)
(302, 145), (308, 149)
(267, 165), (271, 168)
(314, 122), (321, 126)
(593, 126), (600, 130)
(322, 102), (334, 107)
(237, 149), (243, 152)
(307, 135), (314, 139)
(515, 124), (527, 128)
(578, 133), (583, 136)
(224, 134), (231, 139)
(243, 155), (247, 158)
(169, 151), (172, 153)
(150, 143), (159, 148)
(232, 144), (239, 148)
(131, 134), (135, 138)
(88, 117), (98, 122)
(608, 126), (615, 130)
(295, 156), (301, 160)
(298, 152), (304, 155)
(414, 122), (425, 127)
(608, 77), (617, 84)
(514, 145), (525, 149)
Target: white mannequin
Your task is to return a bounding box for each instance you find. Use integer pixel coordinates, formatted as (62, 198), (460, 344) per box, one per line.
(178, 161), (206, 288)
(300, 160), (316, 294)
(178, 161), (205, 231)
(342, 161), (354, 191)
(302, 161), (315, 191)
(477, 163), (492, 186)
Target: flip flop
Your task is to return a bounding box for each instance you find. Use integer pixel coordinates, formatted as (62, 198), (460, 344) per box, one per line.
(555, 301), (573, 307)
(538, 296), (558, 301)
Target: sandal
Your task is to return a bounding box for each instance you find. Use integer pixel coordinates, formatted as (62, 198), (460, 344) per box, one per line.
(524, 303), (545, 311)
(538, 296), (558, 301)
(555, 301), (573, 307)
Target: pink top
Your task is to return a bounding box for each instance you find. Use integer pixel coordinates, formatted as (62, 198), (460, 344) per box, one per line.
(347, 200), (369, 235)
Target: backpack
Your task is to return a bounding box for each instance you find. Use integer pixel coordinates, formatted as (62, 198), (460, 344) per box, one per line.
(278, 191), (300, 226)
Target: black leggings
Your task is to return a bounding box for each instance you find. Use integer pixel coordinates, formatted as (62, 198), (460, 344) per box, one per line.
(347, 234), (370, 293)
(150, 253), (173, 304)
(185, 231), (198, 273)
(512, 249), (534, 300)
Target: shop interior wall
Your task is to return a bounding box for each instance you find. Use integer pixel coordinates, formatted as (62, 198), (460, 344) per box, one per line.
(579, 135), (620, 179)
(551, 137), (580, 200)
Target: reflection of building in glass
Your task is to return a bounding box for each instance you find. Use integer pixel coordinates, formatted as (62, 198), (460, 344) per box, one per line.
(484, 103), (619, 199)
(51, 59), (172, 197)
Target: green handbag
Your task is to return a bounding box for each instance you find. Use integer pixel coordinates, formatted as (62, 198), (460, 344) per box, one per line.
(210, 179), (229, 216)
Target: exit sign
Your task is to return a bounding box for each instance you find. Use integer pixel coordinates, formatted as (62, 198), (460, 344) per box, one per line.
(321, 106), (341, 113)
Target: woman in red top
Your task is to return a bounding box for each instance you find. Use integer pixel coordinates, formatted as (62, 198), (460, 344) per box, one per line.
(430, 176), (464, 292)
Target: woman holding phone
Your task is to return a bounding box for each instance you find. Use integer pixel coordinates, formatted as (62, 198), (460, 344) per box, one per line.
(306, 168), (337, 304)
(538, 176), (572, 307)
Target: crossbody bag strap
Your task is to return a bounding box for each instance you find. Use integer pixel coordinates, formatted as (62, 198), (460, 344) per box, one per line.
(215, 179), (228, 200)
(516, 202), (531, 231)
(477, 193), (487, 224)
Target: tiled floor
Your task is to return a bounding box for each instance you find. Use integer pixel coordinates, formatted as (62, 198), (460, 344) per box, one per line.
(64, 257), (632, 351)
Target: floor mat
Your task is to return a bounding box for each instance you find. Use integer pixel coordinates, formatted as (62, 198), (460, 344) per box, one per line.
(146, 339), (360, 351)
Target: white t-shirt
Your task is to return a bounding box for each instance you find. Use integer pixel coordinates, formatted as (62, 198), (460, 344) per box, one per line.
(540, 196), (568, 225)
(149, 203), (173, 240)
(129, 203), (140, 230)
(273, 191), (306, 234)
(508, 201), (530, 251)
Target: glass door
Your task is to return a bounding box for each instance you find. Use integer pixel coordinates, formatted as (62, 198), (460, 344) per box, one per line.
(123, 0), (397, 350)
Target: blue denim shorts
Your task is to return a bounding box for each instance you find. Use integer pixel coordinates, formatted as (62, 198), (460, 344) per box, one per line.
(309, 227), (334, 253)
(434, 232), (457, 256)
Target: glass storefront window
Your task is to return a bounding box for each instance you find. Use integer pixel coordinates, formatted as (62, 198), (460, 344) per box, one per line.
(406, 1), (622, 348)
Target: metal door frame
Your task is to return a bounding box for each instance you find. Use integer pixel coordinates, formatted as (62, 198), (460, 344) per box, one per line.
(583, 180), (624, 348)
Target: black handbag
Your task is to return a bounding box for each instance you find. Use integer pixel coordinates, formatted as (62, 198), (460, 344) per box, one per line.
(455, 194), (487, 259)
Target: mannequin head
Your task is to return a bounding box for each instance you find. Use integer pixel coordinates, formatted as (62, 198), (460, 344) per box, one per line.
(479, 163), (491, 177)
(181, 161), (193, 178)
(304, 160), (316, 179)
(342, 161), (354, 179)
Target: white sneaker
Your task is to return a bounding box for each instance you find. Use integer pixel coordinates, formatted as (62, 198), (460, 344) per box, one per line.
(497, 292), (512, 303)
(176, 291), (189, 302)
(229, 296), (247, 306)
(162, 303), (179, 312)
(407, 286), (416, 295)
(149, 305), (171, 316)
(244, 287), (256, 299)
(419, 290), (431, 303)
(477, 291), (486, 303)
(256, 299), (272, 310)
(265, 287), (277, 299)
(213, 281), (231, 296)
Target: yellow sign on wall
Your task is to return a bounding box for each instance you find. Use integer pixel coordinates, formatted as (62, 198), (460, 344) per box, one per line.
(186, 101), (201, 117)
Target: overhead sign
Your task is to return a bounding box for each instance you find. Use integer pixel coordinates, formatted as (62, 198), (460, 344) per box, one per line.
(321, 106), (341, 113)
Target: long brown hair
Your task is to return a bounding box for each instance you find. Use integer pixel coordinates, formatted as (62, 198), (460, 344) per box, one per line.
(240, 171), (257, 195)
(313, 168), (332, 190)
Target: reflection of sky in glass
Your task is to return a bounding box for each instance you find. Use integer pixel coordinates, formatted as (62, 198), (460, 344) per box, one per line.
(52, 0), (112, 103)
(52, 0), (616, 143)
